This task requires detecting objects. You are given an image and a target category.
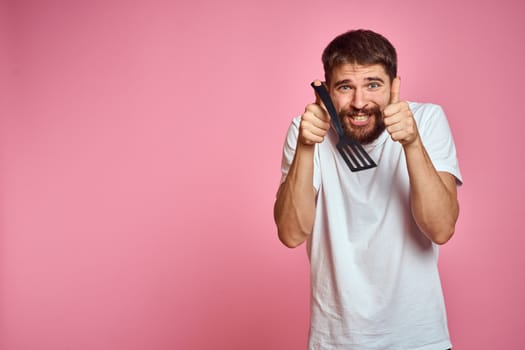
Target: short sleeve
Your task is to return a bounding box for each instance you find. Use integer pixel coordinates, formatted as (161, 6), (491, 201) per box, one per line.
(278, 116), (322, 192)
(412, 103), (463, 185)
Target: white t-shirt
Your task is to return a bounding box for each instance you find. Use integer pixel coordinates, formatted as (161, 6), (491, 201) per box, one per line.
(279, 102), (462, 350)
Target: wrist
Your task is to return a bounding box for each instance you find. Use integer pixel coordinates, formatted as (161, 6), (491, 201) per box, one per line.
(402, 136), (423, 153)
(297, 140), (316, 152)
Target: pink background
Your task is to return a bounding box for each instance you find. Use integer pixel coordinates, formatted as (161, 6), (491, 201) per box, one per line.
(1, 0), (524, 349)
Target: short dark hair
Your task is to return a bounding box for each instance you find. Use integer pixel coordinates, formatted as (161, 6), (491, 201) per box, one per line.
(322, 29), (397, 84)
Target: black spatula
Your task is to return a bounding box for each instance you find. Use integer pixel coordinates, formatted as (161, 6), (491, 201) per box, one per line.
(311, 81), (377, 172)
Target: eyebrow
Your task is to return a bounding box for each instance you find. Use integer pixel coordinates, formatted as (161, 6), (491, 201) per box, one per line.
(334, 77), (386, 86)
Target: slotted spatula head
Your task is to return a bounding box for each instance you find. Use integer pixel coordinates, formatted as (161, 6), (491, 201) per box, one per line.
(311, 82), (377, 172)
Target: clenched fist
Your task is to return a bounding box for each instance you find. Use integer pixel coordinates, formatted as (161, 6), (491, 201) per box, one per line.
(299, 80), (331, 146)
(383, 77), (420, 147)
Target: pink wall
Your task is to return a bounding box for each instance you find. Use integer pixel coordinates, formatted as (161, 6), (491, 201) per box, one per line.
(2, 0), (524, 349)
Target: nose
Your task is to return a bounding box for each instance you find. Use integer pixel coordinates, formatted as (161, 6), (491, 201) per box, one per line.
(351, 88), (367, 110)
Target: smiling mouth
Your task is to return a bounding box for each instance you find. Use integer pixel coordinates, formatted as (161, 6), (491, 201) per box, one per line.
(348, 114), (371, 126)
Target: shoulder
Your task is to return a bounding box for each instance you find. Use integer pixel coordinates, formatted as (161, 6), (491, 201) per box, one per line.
(285, 116), (302, 134)
(409, 102), (445, 119)
(283, 116), (302, 136)
(408, 102), (449, 130)
(283, 115), (312, 153)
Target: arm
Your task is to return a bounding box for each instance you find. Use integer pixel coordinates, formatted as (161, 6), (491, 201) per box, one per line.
(274, 80), (330, 248)
(274, 143), (317, 248)
(404, 140), (459, 244)
(384, 78), (459, 244)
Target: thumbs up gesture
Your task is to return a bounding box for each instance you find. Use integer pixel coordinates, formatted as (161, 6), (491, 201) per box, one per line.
(298, 80), (331, 146)
(383, 77), (420, 147)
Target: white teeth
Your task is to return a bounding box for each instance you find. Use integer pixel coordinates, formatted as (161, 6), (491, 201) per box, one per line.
(352, 115), (369, 121)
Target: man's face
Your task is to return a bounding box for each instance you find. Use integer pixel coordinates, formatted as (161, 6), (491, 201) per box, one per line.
(328, 63), (392, 144)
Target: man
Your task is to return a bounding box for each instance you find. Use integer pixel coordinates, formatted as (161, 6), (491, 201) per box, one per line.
(274, 29), (462, 350)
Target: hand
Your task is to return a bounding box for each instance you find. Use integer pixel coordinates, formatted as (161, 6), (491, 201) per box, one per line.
(383, 77), (420, 147)
(299, 80), (331, 146)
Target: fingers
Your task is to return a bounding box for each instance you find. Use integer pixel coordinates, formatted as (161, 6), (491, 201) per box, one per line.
(309, 79), (330, 123)
(384, 77), (419, 145)
(384, 103), (419, 145)
(300, 80), (331, 145)
(384, 101), (409, 120)
(299, 113), (331, 145)
(302, 104), (330, 133)
(386, 118), (418, 145)
(299, 126), (327, 145)
(384, 77), (404, 118)
(389, 76), (401, 105)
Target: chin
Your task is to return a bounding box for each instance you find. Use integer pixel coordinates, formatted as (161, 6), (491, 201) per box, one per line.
(347, 124), (385, 145)
(341, 107), (385, 144)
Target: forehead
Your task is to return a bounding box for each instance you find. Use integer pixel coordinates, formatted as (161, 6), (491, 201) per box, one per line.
(330, 63), (388, 82)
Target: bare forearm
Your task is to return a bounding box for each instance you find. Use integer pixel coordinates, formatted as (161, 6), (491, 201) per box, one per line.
(404, 141), (459, 244)
(274, 144), (316, 248)
(274, 83), (331, 247)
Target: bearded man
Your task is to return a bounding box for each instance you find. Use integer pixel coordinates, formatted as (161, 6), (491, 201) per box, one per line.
(274, 29), (462, 350)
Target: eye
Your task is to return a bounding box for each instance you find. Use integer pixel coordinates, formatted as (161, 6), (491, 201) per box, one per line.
(338, 85), (352, 91)
(368, 82), (380, 89)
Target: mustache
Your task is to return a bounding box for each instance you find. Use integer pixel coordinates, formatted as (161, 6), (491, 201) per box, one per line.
(345, 105), (382, 116)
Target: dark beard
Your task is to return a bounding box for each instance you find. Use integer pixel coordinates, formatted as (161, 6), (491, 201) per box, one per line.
(339, 106), (386, 145)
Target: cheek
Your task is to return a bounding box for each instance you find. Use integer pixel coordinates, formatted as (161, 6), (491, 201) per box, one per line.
(369, 92), (390, 109)
(332, 96), (349, 112)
